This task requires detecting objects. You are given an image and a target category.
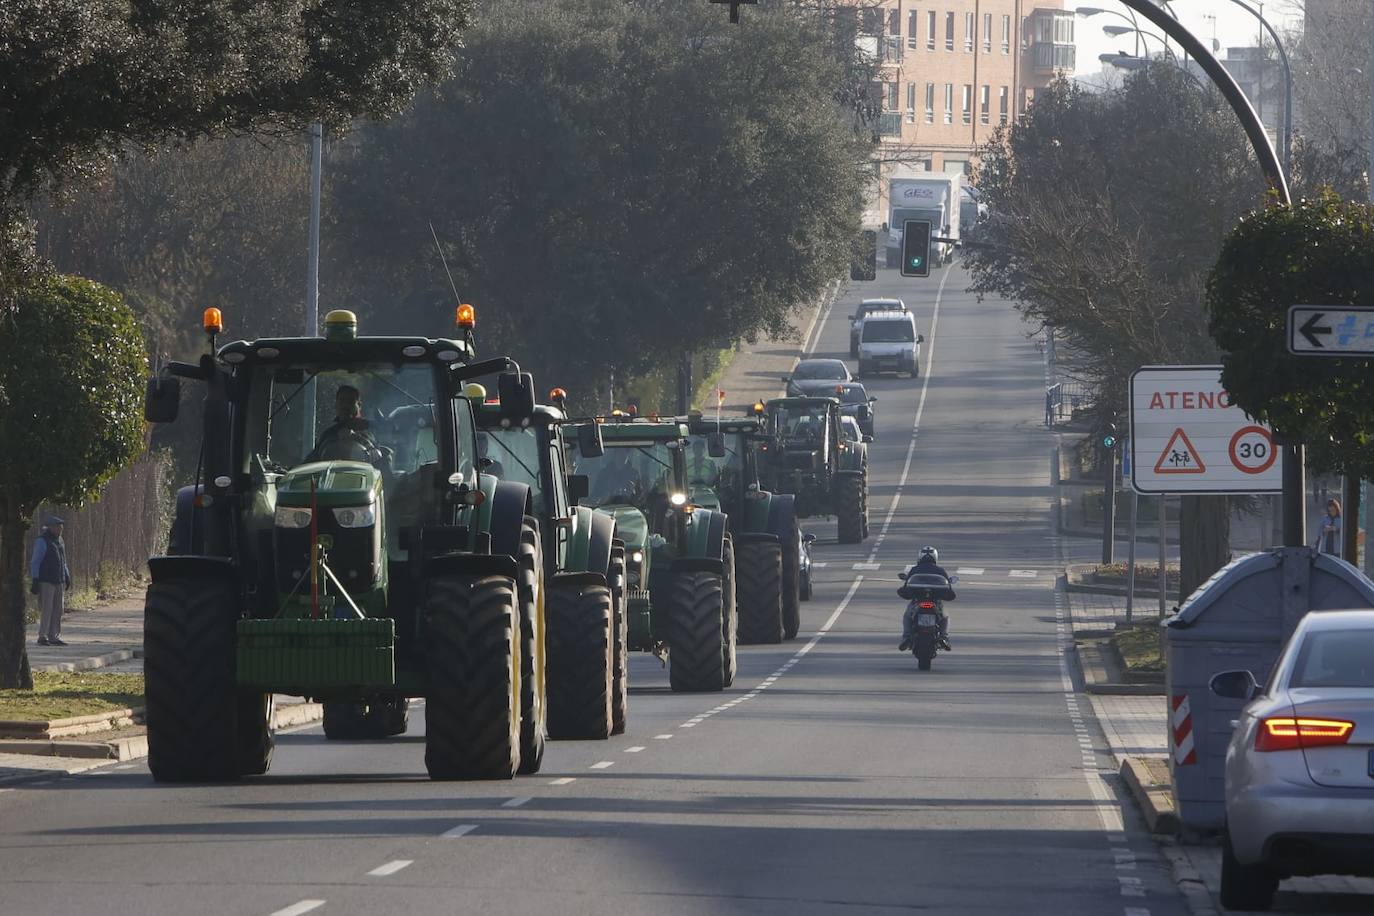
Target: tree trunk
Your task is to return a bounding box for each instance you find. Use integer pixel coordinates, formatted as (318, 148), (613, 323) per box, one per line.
(1343, 476), (1361, 565)
(1178, 495), (1231, 607)
(0, 501), (34, 689)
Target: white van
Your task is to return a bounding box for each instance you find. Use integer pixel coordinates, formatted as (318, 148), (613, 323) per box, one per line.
(857, 310), (923, 378)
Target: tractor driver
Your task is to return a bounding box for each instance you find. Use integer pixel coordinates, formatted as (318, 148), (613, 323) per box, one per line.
(312, 385), (389, 468)
(590, 448), (642, 504)
(687, 438), (717, 488)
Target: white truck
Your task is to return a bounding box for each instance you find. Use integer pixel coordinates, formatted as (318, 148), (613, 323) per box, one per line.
(886, 175), (961, 269)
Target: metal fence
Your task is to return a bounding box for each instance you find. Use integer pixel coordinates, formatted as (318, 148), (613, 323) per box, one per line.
(1044, 379), (1093, 427)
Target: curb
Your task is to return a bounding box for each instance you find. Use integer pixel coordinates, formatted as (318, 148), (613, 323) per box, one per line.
(1159, 841), (1221, 916)
(1076, 642), (1166, 696)
(33, 646), (142, 674)
(1119, 755), (1180, 835)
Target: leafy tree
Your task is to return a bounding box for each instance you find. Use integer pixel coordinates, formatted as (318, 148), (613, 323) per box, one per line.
(1289, 1), (1371, 199)
(965, 67), (1266, 598)
(329, 0), (868, 404)
(1208, 191), (1374, 481)
(0, 276), (147, 688)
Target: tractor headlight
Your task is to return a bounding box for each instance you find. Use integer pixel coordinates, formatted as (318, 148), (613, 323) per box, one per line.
(275, 507), (313, 529)
(630, 550), (644, 565)
(333, 505), (377, 528)
(669, 492), (688, 507)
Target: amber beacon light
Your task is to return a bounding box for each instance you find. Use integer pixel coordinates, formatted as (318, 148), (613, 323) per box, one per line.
(457, 303), (476, 329)
(203, 307), (224, 334)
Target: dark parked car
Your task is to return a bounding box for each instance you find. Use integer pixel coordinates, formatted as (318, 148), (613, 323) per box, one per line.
(783, 358), (851, 397)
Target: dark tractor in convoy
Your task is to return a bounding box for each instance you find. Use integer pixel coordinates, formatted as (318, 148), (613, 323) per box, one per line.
(141, 306), (548, 782)
(564, 418), (739, 692)
(474, 391), (628, 737)
(756, 396), (869, 545)
(681, 414), (806, 642)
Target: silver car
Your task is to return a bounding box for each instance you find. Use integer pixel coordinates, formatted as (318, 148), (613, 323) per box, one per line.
(1210, 609), (1374, 911)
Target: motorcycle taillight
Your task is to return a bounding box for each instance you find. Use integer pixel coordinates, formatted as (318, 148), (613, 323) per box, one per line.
(918, 600), (936, 610)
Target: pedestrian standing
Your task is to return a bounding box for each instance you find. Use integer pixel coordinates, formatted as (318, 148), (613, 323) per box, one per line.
(1314, 499), (1342, 555)
(29, 516), (71, 647)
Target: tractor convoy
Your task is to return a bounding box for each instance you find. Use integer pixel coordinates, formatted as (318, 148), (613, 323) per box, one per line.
(139, 307), (868, 783)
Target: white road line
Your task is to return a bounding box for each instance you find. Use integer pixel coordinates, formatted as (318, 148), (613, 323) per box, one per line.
(852, 562), (881, 570)
(1009, 569), (1038, 578)
(653, 734), (673, 740)
(548, 777), (576, 786)
(590, 761), (614, 769)
(270, 901), (326, 916)
(501, 797), (531, 808)
(367, 860), (413, 877)
(955, 567), (985, 575)
(624, 746), (646, 753)
(862, 265), (952, 565)
(440, 824), (478, 838)
(811, 561), (829, 568)
(114, 763), (135, 770)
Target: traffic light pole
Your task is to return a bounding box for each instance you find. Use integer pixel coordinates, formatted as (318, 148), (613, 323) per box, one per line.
(1102, 445), (1117, 565)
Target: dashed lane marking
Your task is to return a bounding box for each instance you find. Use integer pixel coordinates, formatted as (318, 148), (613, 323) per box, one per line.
(653, 734), (673, 740)
(955, 567), (985, 575)
(852, 562), (881, 570)
(270, 901), (325, 916)
(624, 746), (646, 753)
(590, 761), (614, 769)
(501, 797), (531, 808)
(548, 777), (576, 786)
(1009, 569), (1038, 578)
(811, 562), (829, 568)
(367, 860), (413, 877)
(440, 824), (478, 838)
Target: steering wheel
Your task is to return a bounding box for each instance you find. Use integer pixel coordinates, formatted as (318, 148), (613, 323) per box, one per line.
(309, 428), (383, 465)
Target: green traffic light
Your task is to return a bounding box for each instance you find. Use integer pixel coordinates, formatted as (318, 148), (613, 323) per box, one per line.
(1103, 435), (1117, 448)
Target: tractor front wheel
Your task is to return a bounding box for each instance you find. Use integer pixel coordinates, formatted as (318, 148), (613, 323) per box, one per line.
(609, 546), (629, 735)
(424, 575), (522, 780)
(667, 571), (726, 692)
(545, 583), (613, 740)
(516, 517), (546, 774)
(836, 475), (866, 545)
(721, 537), (738, 688)
(781, 523), (803, 639)
(735, 540), (783, 645)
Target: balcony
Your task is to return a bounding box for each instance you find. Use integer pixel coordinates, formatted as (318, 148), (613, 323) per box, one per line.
(877, 112), (903, 139)
(1032, 42), (1076, 73)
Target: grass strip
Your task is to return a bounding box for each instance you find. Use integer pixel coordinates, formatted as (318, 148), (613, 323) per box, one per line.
(0, 672), (144, 722)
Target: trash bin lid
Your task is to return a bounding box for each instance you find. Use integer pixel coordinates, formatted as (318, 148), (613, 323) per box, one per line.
(1165, 548), (1374, 630)
(1165, 552), (1270, 629)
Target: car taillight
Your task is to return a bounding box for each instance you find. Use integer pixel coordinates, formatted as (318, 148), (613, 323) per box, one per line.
(1254, 717), (1355, 752)
(918, 600), (936, 610)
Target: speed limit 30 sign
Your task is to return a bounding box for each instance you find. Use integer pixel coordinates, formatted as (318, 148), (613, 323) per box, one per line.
(1129, 366), (1281, 494)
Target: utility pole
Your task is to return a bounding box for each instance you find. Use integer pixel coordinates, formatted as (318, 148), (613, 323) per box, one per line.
(304, 121), (322, 441)
(1101, 422), (1120, 565)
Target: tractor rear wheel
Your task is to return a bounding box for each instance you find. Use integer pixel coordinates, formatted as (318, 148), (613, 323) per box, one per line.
(609, 546), (629, 735)
(781, 524), (802, 639)
(721, 537), (738, 688)
(836, 475), (866, 545)
(516, 517), (546, 774)
(424, 575), (521, 780)
(735, 539), (783, 645)
(236, 692), (274, 776)
(667, 571), (726, 692)
(145, 577), (241, 782)
(545, 583), (613, 740)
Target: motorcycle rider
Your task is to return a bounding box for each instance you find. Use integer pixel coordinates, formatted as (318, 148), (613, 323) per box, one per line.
(898, 546), (953, 652)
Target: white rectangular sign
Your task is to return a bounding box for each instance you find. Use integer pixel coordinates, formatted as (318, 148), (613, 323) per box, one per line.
(1287, 305), (1374, 356)
(1128, 365), (1281, 494)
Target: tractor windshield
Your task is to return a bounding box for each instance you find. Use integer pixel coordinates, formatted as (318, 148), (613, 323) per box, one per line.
(568, 439), (679, 510)
(479, 426), (547, 514)
(771, 404), (828, 446)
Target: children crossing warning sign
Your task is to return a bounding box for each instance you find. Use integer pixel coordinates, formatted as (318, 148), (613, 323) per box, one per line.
(1153, 428), (1206, 474)
(1129, 366), (1281, 494)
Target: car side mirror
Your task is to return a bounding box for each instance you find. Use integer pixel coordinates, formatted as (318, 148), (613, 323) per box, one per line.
(781, 376), (790, 383)
(897, 571), (908, 580)
(862, 435), (873, 443)
(869, 396), (877, 403)
(1209, 669), (1259, 701)
(707, 432), (727, 458)
(917, 334), (925, 343)
(847, 314), (856, 321)
(949, 575), (959, 585)
(567, 474), (590, 505)
(144, 376), (181, 424)
(803, 532), (817, 543)
(576, 423), (605, 458)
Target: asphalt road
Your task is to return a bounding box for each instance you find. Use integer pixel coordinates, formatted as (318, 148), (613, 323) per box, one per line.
(0, 263), (1192, 916)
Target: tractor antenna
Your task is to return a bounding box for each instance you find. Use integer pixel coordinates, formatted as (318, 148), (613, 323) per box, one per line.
(428, 221), (462, 307)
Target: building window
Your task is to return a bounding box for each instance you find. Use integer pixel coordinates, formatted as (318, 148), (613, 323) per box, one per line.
(965, 12), (974, 52)
(1001, 15), (1011, 53)
(980, 85), (990, 124)
(925, 82), (935, 123)
(945, 12), (954, 51)
(884, 36), (903, 62)
(887, 81), (899, 111)
(999, 86), (1009, 124)
(888, 8), (900, 36)
(961, 84), (972, 124)
(943, 83), (953, 123)
(927, 11), (936, 50)
(983, 13), (992, 53)
(907, 82), (917, 122)
(1022, 16), (1030, 50)
(908, 10), (919, 49)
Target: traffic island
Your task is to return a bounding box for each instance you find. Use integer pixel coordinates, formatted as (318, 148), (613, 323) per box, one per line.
(1075, 636), (1165, 696)
(1120, 756), (1180, 835)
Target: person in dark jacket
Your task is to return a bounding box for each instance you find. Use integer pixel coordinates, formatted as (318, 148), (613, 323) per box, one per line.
(899, 546), (953, 652)
(29, 517), (72, 647)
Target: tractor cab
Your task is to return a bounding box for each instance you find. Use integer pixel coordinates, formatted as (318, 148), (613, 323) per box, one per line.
(757, 396), (868, 545)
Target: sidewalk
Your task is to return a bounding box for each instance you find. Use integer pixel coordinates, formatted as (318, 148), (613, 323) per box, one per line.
(714, 281), (839, 414)
(25, 595), (143, 674)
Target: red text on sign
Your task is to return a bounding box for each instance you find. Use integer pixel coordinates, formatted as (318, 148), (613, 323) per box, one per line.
(1147, 390), (1232, 410)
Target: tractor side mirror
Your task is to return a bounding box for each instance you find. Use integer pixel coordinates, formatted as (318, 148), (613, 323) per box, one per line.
(707, 432), (726, 458)
(576, 423), (605, 458)
(144, 376), (181, 424)
(1209, 669), (1259, 702)
(567, 474), (590, 505)
(497, 371), (536, 418)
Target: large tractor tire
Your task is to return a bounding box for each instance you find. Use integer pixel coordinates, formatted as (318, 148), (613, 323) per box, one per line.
(666, 570), (726, 693)
(516, 517), (546, 774)
(735, 539), (783, 645)
(545, 583), (613, 740)
(236, 692), (275, 776)
(609, 546), (629, 736)
(322, 698), (409, 740)
(424, 575), (522, 780)
(721, 537), (738, 688)
(781, 523), (802, 640)
(144, 577), (242, 782)
(836, 474), (866, 545)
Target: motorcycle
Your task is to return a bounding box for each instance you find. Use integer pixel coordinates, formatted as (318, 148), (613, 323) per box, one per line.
(897, 569), (957, 671)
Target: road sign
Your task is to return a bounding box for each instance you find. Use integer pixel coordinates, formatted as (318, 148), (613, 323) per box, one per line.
(1129, 366), (1281, 494)
(1287, 305), (1374, 356)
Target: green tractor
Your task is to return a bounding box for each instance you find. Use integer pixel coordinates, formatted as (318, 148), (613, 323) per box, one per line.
(564, 418), (738, 692)
(473, 390), (628, 738)
(681, 414), (805, 642)
(757, 396), (869, 545)
(140, 307), (548, 781)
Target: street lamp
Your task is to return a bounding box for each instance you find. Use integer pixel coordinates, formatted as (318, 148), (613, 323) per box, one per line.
(1102, 24), (1177, 59)
(1077, 6), (1142, 57)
